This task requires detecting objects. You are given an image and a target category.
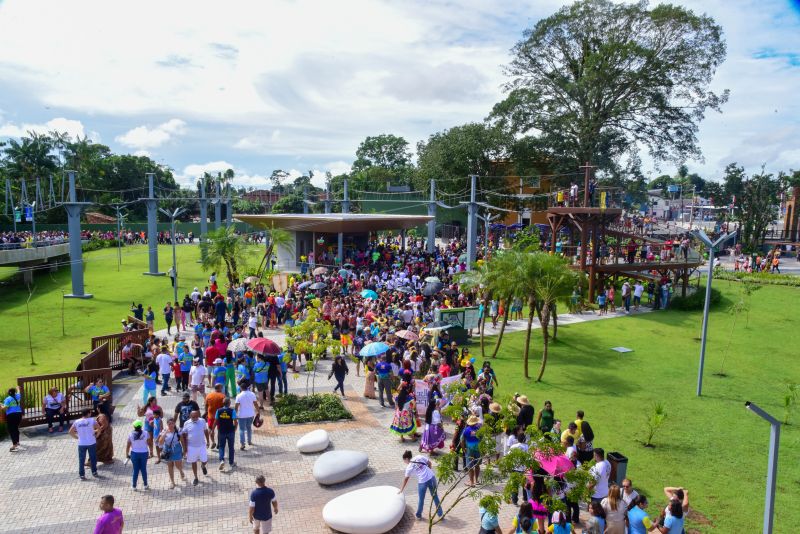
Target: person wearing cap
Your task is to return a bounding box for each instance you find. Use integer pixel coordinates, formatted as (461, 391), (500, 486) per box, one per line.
(125, 420), (150, 490)
(461, 414), (482, 487)
(211, 358), (227, 392)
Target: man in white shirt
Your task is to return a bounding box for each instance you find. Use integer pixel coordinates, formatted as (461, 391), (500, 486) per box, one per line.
(189, 360), (208, 402)
(181, 410), (209, 486)
(633, 282), (644, 310)
(398, 451), (443, 520)
(235, 384), (258, 450)
(589, 448), (611, 503)
(68, 408), (100, 479)
(248, 314), (258, 339)
(155, 347), (174, 396)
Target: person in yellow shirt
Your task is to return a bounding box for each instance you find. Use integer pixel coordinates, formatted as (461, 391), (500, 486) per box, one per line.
(574, 410), (584, 439)
(560, 422), (579, 448)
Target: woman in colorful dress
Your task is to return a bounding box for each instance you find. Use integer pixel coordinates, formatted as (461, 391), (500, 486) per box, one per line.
(419, 397), (445, 453)
(389, 384), (417, 442)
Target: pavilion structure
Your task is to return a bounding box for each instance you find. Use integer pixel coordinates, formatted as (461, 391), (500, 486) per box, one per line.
(234, 213), (433, 271)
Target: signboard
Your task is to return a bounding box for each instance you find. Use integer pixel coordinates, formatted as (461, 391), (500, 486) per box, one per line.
(414, 373), (462, 415)
(23, 206), (32, 221)
(13, 209), (21, 223)
(667, 185), (679, 193)
(435, 306), (481, 330)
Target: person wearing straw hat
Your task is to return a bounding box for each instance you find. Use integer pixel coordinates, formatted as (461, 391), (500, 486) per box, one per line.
(514, 394), (534, 430)
(461, 414), (482, 486)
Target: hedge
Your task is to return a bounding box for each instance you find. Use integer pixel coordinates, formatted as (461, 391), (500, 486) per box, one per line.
(273, 393), (352, 424)
(714, 270), (800, 288)
(669, 287), (722, 311)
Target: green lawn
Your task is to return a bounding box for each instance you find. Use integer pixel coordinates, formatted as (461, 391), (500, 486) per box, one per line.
(0, 244), (260, 387)
(483, 281), (800, 533)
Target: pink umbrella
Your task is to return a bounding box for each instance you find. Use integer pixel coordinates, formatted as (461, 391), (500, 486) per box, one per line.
(395, 330), (419, 341)
(247, 337), (281, 355)
(534, 451), (574, 477)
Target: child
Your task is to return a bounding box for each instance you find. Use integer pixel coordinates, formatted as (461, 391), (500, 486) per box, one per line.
(596, 291), (607, 316)
(152, 409), (163, 464)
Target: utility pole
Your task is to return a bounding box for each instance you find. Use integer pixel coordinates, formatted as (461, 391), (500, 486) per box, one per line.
(141, 173), (163, 276)
(198, 178), (208, 263)
(338, 177), (349, 265)
(63, 170), (93, 298)
(466, 174), (477, 270)
(226, 184), (233, 228)
(745, 401), (781, 534)
(427, 179), (436, 253)
(214, 179), (222, 230)
(160, 207), (185, 304)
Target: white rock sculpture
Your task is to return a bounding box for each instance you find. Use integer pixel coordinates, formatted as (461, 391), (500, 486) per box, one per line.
(296, 429), (330, 453)
(322, 485), (406, 533)
(312, 450), (368, 485)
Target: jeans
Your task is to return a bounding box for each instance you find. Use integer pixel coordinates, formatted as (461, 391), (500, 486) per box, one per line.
(280, 372), (288, 394)
(416, 477), (443, 518)
(378, 377), (394, 406)
(218, 430), (235, 464)
(6, 412), (22, 445)
(78, 444), (97, 477)
(142, 387), (156, 405)
(239, 417), (253, 445)
(130, 451), (148, 488)
(45, 408), (67, 429)
(268, 375), (278, 401)
(624, 295), (631, 312)
(180, 373), (190, 392)
(333, 376), (345, 395)
(161, 373), (170, 393)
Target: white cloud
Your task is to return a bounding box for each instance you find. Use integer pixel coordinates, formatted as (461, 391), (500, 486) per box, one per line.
(115, 119), (187, 149)
(0, 117), (93, 140)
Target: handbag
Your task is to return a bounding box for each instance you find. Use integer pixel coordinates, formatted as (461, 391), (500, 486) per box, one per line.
(253, 413), (264, 428)
(162, 432), (178, 457)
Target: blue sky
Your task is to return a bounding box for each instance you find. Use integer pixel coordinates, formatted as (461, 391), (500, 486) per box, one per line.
(0, 0), (798, 189)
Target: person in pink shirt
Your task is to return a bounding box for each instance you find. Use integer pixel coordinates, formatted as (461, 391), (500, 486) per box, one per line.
(94, 495), (123, 534)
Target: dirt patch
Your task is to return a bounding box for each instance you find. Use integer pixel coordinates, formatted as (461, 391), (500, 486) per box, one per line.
(686, 508), (714, 532)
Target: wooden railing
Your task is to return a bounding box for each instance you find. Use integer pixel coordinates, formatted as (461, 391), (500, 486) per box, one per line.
(77, 342), (110, 371)
(91, 328), (149, 370)
(17, 368), (113, 427)
(126, 315), (148, 331)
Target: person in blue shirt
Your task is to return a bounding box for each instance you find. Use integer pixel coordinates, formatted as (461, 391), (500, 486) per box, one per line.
(236, 357), (250, 389)
(215, 298), (227, 326)
(657, 500), (685, 534)
(375, 354), (395, 408)
(202, 325), (213, 347)
(84, 379), (111, 417)
(212, 359), (227, 389)
(252, 355), (270, 408)
(143, 362), (158, 404)
(3, 388), (23, 451)
(627, 495), (653, 534)
(179, 350), (193, 392)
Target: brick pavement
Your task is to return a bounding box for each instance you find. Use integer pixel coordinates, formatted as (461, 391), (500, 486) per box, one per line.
(0, 334), (581, 533)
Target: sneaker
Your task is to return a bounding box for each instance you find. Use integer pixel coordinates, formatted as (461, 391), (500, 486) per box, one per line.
(80, 475), (87, 480)
(192, 478), (199, 486)
(247, 441), (253, 446)
(230, 462), (237, 469)
(131, 485), (137, 491)
(219, 461), (225, 471)
(91, 471), (99, 478)
(143, 485), (150, 490)
(201, 463), (208, 475)
(240, 444), (246, 451)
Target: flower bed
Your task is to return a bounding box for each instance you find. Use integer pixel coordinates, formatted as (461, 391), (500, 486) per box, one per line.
(273, 393), (353, 424)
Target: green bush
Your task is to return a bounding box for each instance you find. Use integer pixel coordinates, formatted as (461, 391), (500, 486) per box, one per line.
(715, 270), (800, 288)
(669, 287), (722, 310)
(273, 393), (352, 424)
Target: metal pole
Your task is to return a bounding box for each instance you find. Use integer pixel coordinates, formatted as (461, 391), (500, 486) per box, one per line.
(427, 179), (436, 253)
(172, 216), (178, 304)
(116, 206), (122, 271)
(142, 173), (162, 275)
(303, 185), (309, 214)
(697, 247), (714, 396)
(64, 170), (92, 298)
(466, 174), (477, 269)
(30, 202), (36, 246)
(226, 186), (233, 228)
(338, 178), (349, 265)
(199, 178), (208, 263)
(745, 402), (780, 534)
(215, 180), (222, 230)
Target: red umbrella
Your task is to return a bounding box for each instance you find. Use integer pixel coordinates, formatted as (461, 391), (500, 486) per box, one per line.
(534, 451), (574, 477)
(247, 337), (281, 355)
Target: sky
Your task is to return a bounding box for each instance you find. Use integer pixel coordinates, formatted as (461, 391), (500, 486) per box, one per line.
(0, 0), (798, 190)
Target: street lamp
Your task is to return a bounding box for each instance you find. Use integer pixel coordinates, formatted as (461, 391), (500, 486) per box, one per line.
(745, 402), (780, 534)
(690, 229), (735, 396)
(159, 207), (185, 304)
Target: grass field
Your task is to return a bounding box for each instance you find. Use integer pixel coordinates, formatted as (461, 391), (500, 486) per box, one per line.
(0, 243), (261, 386)
(1, 246), (798, 531)
(484, 281), (800, 533)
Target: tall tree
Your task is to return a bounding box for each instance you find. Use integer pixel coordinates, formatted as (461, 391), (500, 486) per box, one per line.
(352, 134), (412, 172)
(415, 122), (511, 194)
(491, 0), (728, 171)
(736, 170), (780, 252)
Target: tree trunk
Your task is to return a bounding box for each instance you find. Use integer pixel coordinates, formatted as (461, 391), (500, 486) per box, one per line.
(479, 316), (486, 360)
(523, 298), (535, 379)
(490, 306), (510, 359)
(552, 302), (558, 340)
(536, 304), (551, 382)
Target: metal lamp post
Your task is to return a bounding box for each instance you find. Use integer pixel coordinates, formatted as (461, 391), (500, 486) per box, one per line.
(159, 207), (185, 304)
(690, 229), (735, 396)
(745, 402), (780, 534)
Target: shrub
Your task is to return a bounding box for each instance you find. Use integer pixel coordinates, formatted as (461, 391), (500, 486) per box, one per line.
(715, 270), (800, 288)
(273, 393), (352, 424)
(669, 287), (722, 310)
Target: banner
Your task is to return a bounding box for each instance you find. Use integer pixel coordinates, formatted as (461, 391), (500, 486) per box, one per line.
(435, 306), (481, 330)
(414, 373), (462, 415)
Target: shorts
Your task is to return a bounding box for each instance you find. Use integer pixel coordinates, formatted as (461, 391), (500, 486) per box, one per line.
(466, 446), (481, 468)
(191, 384), (206, 395)
(186, 445), (208, 463)
(253, 518), (272, 533)
(633, 296), (641, 304)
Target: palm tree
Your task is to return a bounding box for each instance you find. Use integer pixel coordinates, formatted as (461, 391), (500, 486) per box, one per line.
(485, 250), (521, 359)
(516, 253), (539, 379)
(456, 261), (492, 359)
(256, 225), (293, 278)
(533, 253), (579, 382)
(199, 226), (249, 286)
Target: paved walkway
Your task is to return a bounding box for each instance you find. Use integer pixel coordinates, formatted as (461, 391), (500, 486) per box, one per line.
(0, 307), (653, 533)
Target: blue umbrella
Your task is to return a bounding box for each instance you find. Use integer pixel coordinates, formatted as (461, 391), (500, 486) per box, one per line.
(359, 341), (390, 358)
(298, 281), (312, 289)
(361, 289), (379, 300)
